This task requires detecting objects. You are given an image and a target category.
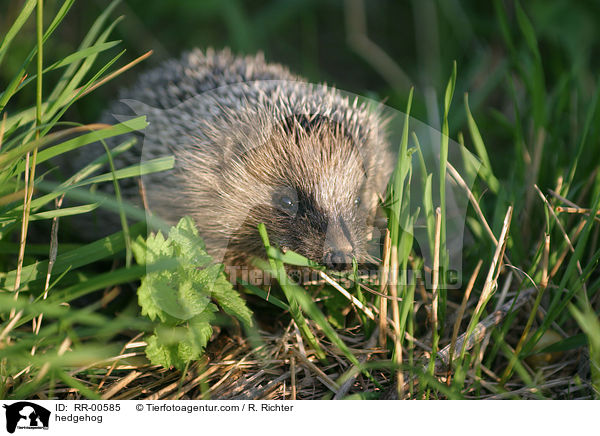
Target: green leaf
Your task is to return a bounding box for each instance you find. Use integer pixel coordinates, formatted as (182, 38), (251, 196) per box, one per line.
(135, 217), (252, 368)
(187, 309), (216, 355)
(145, 308), (216, 370)
(211, 272), (253, 327)
(464, 93), (500, 193)
(145, 331), (177, 369)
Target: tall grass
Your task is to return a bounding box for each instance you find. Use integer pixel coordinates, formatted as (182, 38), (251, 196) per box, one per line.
(0, 0), (168, 399)
(251, 2), (600, 399)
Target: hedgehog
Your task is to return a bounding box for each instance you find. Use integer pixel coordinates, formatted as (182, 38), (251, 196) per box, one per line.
(85, 48), (393, 271)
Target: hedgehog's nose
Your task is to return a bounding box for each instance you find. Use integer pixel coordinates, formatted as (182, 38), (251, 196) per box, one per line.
(323, 218), (354, 270)
(323, 249), (354, 270)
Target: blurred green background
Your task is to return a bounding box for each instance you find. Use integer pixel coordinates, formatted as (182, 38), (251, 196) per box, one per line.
(2, 0), (599, 177)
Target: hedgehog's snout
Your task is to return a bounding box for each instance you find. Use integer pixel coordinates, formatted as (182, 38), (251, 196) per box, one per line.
(322, 217), (355, 270)
(323, 249), (354, 271)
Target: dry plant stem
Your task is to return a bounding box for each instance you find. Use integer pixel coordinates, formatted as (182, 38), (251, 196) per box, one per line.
(568, 166), (600, 227)
(535, 184), (587, 293)
(144, 358), (212, 400)
(0, 310), (23, 342)
(378, 229), (392, 346)
(138, 178), (151, 213)
(473, 206), (512, 315)
(447, 162), (497, 245)
(460, 206), (513, 359)
(448, 260), (482, 369)
(357, 280), (402, 300)
(389, 245), (403, 398)
(447, 162), (516, 273)
(75, 50), (153, 100)
(293, 324), (307, 357)
(290, 353), (296, 400)
(70, 352), (140, 377)
(11, 148), (30, 318)
(98, 333), (145, 391)
(319, 271), (375, 320)
(200, 353), (254, 398)
(12, 0), (44, 318)
(31, 196), (64, 355)
(427, 207), (442, 395)
(556, 206), (600, 216)
(292, 349), (339, 395)
(431, 208), (441, 341)
(541, 233), (550, 289)
(101, 371), (141, 400)
(556, 206), (600, 224)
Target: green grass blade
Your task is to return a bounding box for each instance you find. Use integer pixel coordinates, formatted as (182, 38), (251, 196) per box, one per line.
(258, 223), (327, 361)
(2, 222), (147, 290)
(464, 93), (500, 193)
(0, 0), (36, 66)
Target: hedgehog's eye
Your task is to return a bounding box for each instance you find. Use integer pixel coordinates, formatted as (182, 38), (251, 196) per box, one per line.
(354, 196), (361, 207)
(280, 196), (296, 210)
(272, 188), (299, 216)
(274, 193), (298, 216)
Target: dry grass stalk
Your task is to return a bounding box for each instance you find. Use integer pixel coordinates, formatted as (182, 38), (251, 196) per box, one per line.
(535, 185), (587, 292)
(389, 244), (402, 397)
(319, 271), (375, 321)
(472, 206), (512, 318)
(556, 206), (600, 216)
(98, 333), (145, 391)
(459, 206), (512, 360)
(75, 50), (153, 100)
(431, 208), (441, 344)
(378, 229), (392, 346)
(101, 371), (141, 399)
(447, 162), (517, 275)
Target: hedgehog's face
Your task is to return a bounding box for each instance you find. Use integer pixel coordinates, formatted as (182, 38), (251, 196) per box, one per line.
(266, 180), (372, 270)
(233, 122), (383, 271)
(205, 111), (388, 270)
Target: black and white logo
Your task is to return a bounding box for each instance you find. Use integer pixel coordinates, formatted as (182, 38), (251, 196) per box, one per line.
(2, 402), (50, 434)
